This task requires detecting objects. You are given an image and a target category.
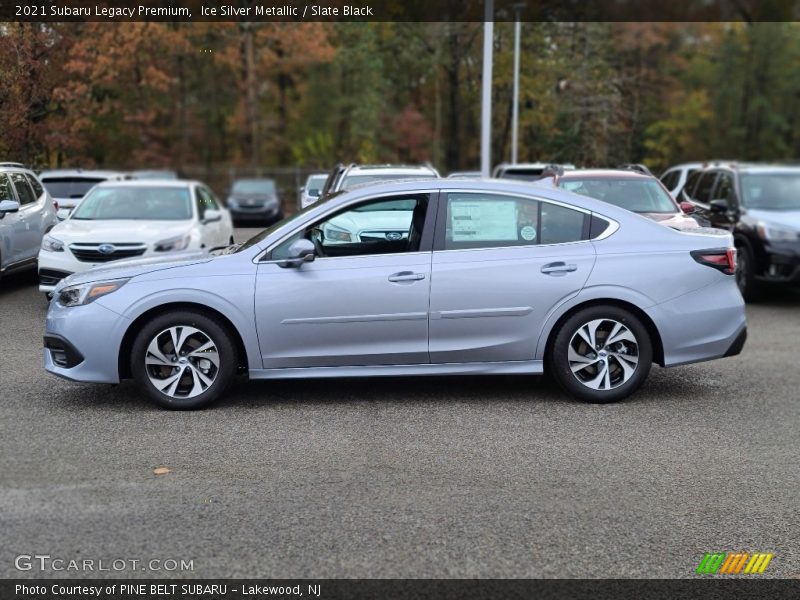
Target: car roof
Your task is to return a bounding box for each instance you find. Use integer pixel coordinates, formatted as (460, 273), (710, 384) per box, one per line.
(344, 164), (439, 176)
(716, 164), (800, 174)
(94, 179), (198, 188)
(559, 169), (653, 180)
(38, 169), (128, 179)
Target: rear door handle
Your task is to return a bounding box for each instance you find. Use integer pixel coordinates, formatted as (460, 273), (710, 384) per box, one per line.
(388, 271), (426, 283)
(541, 262), (577, 275)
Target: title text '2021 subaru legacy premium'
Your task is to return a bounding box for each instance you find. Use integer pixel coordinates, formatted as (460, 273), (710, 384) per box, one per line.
(43, 180), (746, 409)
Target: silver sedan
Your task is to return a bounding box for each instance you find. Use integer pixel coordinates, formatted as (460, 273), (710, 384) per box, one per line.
(43, 179), (746, 409)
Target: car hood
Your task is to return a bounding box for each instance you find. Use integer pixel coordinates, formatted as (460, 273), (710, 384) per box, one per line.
(57, 251), (213, 289)
(51, 219), (193, 242)
(328, 210), (413, 231)
(746, 208), (800, 229)
(642, 212), (699, 229)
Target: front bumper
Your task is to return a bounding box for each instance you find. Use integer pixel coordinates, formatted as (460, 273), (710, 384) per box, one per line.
(44, 297), (130, 383)
(755, 243), (800, 284)
(229, 204), (280, 221)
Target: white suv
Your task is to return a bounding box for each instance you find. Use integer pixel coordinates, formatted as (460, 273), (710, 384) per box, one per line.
(38, 180), (233, 293)
(0, 165), (58, 281)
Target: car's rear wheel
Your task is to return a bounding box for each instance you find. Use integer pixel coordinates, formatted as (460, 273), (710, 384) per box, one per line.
(131, 310), (237, 410)
(735, 244), (760, 302)
(549, 306), (652, 403)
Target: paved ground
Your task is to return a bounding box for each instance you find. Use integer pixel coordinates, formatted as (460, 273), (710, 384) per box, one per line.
(1, 229), (799, 579)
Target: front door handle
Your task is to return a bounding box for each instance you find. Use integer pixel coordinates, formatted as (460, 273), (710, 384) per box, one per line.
(388, 271), (426, 283)
(541, 262), (577, 275)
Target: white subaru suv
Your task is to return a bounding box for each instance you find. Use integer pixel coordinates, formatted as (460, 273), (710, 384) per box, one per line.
(38, 180), (233, 293)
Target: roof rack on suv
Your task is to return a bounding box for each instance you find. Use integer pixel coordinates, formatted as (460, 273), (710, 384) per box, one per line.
(617, 163), (653, 176)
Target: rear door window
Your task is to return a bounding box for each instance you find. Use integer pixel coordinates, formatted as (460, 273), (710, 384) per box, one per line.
(10, 173), (36, 205)
(25, 174), (45, 199)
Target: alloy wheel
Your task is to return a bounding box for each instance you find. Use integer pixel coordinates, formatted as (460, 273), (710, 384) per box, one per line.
(145, 326), (220, 398)
(568, 318), (639, 391)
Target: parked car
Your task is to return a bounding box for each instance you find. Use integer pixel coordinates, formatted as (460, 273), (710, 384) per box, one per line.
(544, 169), (700, 229)
(298, 173), (327, 209)
(659, 162), (704, 198)
(43, 179), (745, 410)
(679, 162), (800, 300)
(0, 165), (58, 281)
(226, 178), (282, 225)
(37, 180), (233, 294)
(131, 169), (179, 180)
(320, 163), (440, 197)
(38, 169), (129, 220)
(493, 162), (576, 180)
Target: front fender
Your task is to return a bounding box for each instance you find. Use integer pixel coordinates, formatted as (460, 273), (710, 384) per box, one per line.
(98, 278), (262, 371)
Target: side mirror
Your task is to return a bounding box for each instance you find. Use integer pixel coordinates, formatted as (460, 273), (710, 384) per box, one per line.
(0, 199), (20, 213)
(279, 238), (316, 268)
(679, 201), (695, 214)
(709, 199), (730, 213)
(202, 209), (222, 224)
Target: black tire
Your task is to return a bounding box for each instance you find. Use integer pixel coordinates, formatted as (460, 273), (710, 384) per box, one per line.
(130, 310), (237, 410)
(548, 305), (652, 403)
(735, 244), (760, 302)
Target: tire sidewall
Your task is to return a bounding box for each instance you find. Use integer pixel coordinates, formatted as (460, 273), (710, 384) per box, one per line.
(131, 311), (236, 410)
(736, 244), (759, 302)
(550, 306), (652, 403)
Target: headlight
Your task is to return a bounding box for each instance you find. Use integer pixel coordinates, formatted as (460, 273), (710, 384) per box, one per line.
(323, 224), (352, 242)
(154, 234), (191, 252)
(42, 235), (64, 252)
(57, 279), (129, 307)
(757, 222), (799, 242)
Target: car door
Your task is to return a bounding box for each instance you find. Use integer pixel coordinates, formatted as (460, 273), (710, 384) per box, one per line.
(428, 191), (596, 364)
(254, 192), (435, 368)
(8, 172), (41, 261)
(707, 171), (739, 229)
(196, 186), (230, 248)
(0, 172), (25, 268)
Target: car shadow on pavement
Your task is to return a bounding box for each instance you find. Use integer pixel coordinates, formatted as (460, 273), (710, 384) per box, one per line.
(0, 268), (40, 297)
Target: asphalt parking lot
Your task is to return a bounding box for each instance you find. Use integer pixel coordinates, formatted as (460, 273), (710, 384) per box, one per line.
(1, 227), (799, 579)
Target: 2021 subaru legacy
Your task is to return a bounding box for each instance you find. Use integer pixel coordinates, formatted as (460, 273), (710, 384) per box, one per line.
(43, 179), (746, 409)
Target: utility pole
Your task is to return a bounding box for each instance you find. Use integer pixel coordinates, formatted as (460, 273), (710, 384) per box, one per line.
(511, 3), (524, 164)
(480, 0), (494, 177)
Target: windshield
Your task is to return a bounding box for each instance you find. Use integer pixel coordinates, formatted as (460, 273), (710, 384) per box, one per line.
(341, 173), (435, 190)
(559, 178), (677, 213)
(41, 177), (105, 199)
(232, 179), (276, 195)
(741, 173), (800, 210)
(71, 186), (193, 221)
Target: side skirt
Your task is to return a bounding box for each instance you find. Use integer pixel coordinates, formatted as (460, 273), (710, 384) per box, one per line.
(249, 360), (544, 380)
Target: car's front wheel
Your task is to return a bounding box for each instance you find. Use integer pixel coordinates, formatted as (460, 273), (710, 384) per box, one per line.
(549, 306), (652, 403)
(735, 244), (760, 302)
(131, 310), (237, 410)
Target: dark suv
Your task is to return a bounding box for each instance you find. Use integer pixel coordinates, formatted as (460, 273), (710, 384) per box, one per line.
(680, 163), (800, 300)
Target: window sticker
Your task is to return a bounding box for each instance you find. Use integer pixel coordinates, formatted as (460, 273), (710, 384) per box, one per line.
(450, 199), (518, 242)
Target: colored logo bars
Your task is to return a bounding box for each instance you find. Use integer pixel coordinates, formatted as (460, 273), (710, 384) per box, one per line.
(697, 552), (773, 575)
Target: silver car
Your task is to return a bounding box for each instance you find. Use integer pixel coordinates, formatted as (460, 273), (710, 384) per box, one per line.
(0, 166), (58, 281)
(43, 180), (746, 410)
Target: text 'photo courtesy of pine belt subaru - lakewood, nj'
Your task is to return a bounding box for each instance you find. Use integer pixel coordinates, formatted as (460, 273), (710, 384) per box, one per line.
(43, 179), (747, 410)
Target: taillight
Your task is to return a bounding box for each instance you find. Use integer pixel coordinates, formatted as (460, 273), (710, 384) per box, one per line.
(691, 248), (737, 275)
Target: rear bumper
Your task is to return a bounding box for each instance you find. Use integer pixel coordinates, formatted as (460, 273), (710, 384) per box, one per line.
(646, 277), (747, 368)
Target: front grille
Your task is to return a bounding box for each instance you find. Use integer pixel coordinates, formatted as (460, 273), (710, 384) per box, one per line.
(69, 243), (147, 263)
(39, 268), (72, 286)
(359, 230), (408, 242)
